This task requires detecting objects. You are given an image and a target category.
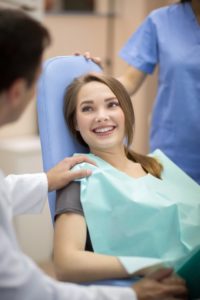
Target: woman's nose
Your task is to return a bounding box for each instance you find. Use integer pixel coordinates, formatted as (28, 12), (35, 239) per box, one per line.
(94, 109), (109, 122)
(95, 114), (109, 122)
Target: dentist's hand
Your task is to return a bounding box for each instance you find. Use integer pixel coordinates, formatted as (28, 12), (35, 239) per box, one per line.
(133, 268), (187, 300)
(46, 155), (95, 192)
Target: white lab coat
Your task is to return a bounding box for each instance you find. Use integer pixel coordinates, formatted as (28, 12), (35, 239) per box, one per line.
(0, 170), (136, 300)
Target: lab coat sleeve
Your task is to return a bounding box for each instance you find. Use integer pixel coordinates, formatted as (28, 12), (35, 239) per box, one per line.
(5, 173), (48, 215)
(0, 226), (136, 300)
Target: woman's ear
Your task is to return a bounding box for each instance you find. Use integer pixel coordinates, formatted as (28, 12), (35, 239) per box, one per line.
(74, 117), (79, 131)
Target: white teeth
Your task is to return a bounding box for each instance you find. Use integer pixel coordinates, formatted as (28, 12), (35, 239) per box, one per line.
(94, 126), (114, 133)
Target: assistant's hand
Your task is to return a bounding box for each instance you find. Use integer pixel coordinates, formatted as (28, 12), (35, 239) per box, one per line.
(46, 155), (96, 192)
(132, 268), (187, 300)
(74, 51), (103, 69)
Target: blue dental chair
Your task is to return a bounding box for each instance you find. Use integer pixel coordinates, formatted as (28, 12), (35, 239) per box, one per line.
(37, 55), (136, 287)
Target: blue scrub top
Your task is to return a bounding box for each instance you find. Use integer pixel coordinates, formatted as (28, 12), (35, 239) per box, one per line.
(120, 3), (200, 184)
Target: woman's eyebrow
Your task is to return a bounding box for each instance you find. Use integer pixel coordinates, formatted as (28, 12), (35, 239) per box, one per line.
(80, 100), (93, 106)
(80, 97), (117, 106)
(105, 97), (118, 102)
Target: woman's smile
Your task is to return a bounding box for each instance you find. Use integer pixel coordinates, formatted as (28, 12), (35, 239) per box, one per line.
(92, 125), (116, 137)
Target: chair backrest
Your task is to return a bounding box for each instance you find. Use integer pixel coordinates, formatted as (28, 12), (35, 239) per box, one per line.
(37, 56), (101, 220)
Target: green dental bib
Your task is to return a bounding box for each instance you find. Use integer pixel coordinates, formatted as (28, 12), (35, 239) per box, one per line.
(73, 150), (200, 273)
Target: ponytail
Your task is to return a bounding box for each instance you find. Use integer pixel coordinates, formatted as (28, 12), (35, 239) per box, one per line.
(127, 149), (163, 179)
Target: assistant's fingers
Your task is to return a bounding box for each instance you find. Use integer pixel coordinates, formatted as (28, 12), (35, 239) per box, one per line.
(92, 56), (103, 68)
(83, 51), (91, 59)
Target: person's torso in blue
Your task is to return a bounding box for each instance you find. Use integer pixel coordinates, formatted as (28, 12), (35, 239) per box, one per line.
(119, 3), (200, 183)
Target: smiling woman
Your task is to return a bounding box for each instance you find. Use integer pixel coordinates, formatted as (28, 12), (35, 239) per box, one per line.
(52, 73), (164, 283)
(52, 72), (200, 286)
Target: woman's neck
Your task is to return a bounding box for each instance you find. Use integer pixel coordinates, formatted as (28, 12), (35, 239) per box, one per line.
(91, 147), (129, 171)
(191, 0), (200, 23)
(90, 147), (148, 178)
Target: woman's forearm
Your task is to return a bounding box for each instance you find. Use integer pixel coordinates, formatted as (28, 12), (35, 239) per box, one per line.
(54, 250), (128, 283)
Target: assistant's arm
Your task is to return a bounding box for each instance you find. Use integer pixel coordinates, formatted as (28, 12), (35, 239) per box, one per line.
(118, 13), (158, 96)
(118, 66), (147, 96)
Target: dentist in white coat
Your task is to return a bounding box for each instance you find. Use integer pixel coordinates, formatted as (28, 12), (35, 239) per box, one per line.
(0, 8), (187, 300)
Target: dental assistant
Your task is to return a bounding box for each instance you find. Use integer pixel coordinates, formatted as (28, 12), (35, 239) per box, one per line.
(118, 0), (200, 184)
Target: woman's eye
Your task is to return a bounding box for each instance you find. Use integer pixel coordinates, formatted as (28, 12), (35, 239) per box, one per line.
(81, 106), (93, 112)
(108, 101), (119, 108)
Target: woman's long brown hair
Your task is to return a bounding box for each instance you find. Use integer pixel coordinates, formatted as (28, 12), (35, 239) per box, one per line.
(64, 73), (163, 178)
